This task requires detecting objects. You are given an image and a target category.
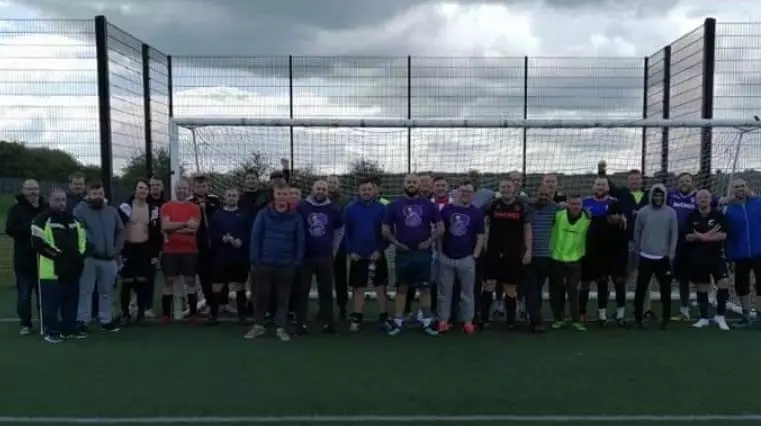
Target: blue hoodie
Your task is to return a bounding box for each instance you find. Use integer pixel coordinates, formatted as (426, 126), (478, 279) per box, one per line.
(295, 196), (343, 259)
(344, 197), (387, 258)
(209, 206), (253, 265)
(250, 205), (305, 267)
(724, 196), (761, 261)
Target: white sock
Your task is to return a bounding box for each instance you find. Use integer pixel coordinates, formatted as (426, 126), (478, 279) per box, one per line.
(616, 307), (625, 319)
(680, 306), (690, 316)
(598, 308), (607, 320)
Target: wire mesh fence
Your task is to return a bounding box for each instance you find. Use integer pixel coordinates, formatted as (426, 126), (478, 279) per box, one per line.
(1, 16), (761, 288)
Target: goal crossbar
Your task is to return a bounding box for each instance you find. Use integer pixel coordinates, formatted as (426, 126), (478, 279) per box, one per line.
(171, 117), (761, 129)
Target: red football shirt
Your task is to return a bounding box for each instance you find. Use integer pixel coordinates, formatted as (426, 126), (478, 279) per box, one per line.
(160, 201), (202, 254)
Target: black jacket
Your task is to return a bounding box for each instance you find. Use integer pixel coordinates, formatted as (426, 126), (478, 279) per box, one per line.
(31, 208), (85, 283)
(5, 195), (47, 274)
(188, 193), (222, 252)
(240, 189), (270, 218)
(117, 197), (163, 258)
(606, 179), (649, 241)
(65, 191), (84, 215)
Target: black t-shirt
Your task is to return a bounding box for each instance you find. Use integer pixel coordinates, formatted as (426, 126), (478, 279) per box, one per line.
(484, 197), (532, 254)
(687, 208), (726, 261)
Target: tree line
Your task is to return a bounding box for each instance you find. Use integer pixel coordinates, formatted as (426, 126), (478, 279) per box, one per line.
(1, 140), (759, 198)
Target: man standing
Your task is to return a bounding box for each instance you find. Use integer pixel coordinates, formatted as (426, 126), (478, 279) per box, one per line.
(160, 180), (202, 322)
(5, 179), (46, 335)
(188, 175), (221, 314)
(599, 165), (653, 318)
(579, 177), (628, 327)
(295, 180), (343, 334)
(145, 176), (166, 317)
(31, 188), (86, 343)
(633, 184), (679, 329)
(483, 179), (532, 329)
(240, 171), (270, 217)
(246, 184), (305, 341)
(436, 181), (484, 334)
(345, 178), (389, 332)
(327, 175), (351, 320)
(548, 194), (590, 331)
(687, 190), (730, 331)
(208, 187), (252, 325)
(667, 172), (698, 321)
(542, 174), (567, 204)
(723, 179), (761, 326)
(65, 171), (86, 214)
(525, 184), (561, 332)
(118, 179), (161, 325)
(74, 182), (123, 333)
(383, 174), (443, 336)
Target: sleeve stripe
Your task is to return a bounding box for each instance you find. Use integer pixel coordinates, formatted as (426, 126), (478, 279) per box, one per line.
(31, 224), (46, 238)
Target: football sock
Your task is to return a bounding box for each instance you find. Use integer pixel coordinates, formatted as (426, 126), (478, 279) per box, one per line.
(579, 289), (590, 315)
(209, 292), (220, 318)
(697, 292), (709, 319)
(716, 289), (729, 317)
(161, 295), (172, 317)
(505, 296), (516, 325)
(597, 280), (609, 311)
(188, 294), (199, 315)
(235, 290), (247, 316)
(616, 306), (625, 320)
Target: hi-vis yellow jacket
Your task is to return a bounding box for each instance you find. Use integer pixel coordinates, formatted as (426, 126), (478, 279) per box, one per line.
(30, 209), (86, 280)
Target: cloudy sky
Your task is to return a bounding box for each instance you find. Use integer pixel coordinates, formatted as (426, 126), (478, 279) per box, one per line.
(0, 0), (760, 187)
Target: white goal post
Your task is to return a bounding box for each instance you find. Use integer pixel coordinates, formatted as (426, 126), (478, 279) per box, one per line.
(168, 117), (761, 313)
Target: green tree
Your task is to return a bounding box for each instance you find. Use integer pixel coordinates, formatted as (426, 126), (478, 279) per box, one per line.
(0, 140), (87, 182)
(121, 148), (171, 185)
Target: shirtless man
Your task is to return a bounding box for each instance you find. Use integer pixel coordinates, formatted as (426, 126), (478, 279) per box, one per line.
(118, 179), (162, 324)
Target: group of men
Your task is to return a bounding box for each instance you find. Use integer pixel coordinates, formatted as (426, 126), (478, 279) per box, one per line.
(5, 161), (761, 343)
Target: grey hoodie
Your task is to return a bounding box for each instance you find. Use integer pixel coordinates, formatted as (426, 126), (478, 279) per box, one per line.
(73, 200), (124, 260)
(633, 183), (678, 260)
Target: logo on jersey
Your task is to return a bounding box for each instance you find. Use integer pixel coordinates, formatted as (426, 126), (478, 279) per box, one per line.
(403, 205), (423, 227)
(307, 212), (329, 237)
(449, 212), (471, 237)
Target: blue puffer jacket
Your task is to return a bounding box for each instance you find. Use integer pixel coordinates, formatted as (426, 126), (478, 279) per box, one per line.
(724, 197), (761, 261)
(250, 205), (305, 267)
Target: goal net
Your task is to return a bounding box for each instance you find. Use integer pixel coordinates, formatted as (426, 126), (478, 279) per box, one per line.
(169, 117), (761, 314)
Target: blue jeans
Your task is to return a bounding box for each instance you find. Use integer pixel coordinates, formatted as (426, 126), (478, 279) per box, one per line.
(15, 271), (38, 328)
(40, 278), (79, 335)
(77, 258), (118, 324)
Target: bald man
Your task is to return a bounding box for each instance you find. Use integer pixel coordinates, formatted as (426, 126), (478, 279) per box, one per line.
(724, 179), (761, 326)
(294, 180), (344, 334)
(5, 179), (47, 335)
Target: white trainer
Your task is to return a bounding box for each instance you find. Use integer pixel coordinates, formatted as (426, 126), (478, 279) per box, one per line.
(692, 318), (711, 328)
(713, 315), (730, 331)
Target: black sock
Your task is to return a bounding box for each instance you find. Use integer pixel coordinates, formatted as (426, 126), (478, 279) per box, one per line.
(505, 296), (517, 325)
(481, 292), (493, 322)
(209, 291), (220, 319)
(597, 279), (609, 311)
(188, 294), (199, 315)
(161, 295), (172, 317)
(235, 290), (247, 317)
(377, 312), (386, 323)
(120, 285), (130, 317)
(697, 292), (709, 319)
(615, 279), (627, 308)
(579, 288), (590, 315)
(717, 288), (729, 316)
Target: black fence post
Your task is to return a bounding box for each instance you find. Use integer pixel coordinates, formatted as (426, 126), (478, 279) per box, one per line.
(522, 56), (528, 178)
(660, 46), (671, 184)
(641, 56), (649, 176)
(142, 43), (152, 178)
(288, 55), (295, 170)
(94, 15), (113, 200)
(167, 55), (174, 118)
(700, 17), (716, 190)
(407, 55), (412, 174)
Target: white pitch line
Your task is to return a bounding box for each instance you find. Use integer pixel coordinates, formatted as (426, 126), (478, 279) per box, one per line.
(1, 415), (761, 424)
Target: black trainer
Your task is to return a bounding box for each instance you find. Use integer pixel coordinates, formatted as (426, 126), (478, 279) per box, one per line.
(100, 321), (121, 332)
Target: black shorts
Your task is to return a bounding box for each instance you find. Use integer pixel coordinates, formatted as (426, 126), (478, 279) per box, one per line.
(690, 257), (729, 284)
(349, 256), (389, 288)
(161, 253), (196, 278)
(213, 262), (250, 284)
(484, 251), (523, 284)
(581, 246), (628, 282)
(121, 242), (153, 280)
